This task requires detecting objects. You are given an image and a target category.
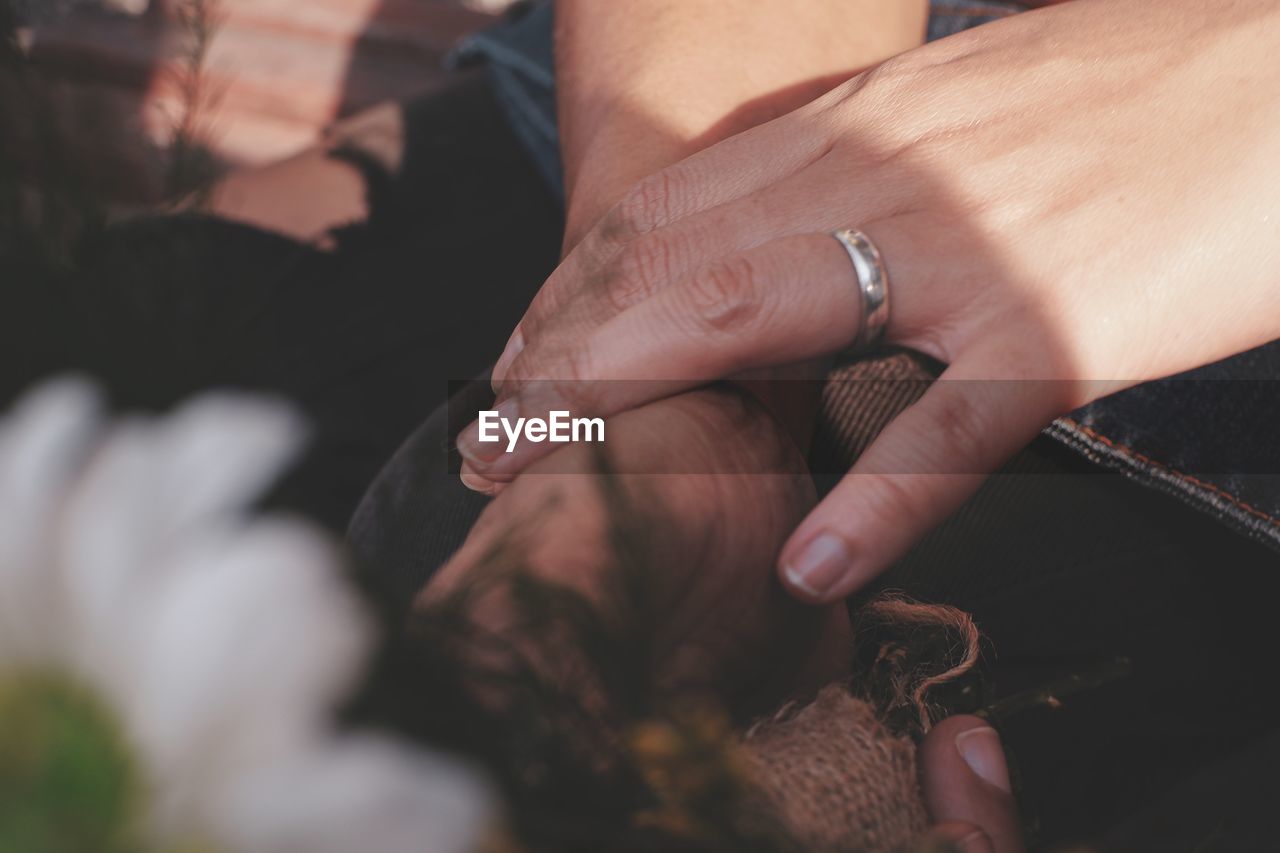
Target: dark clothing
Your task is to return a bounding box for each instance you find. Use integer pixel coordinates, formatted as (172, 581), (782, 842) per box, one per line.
(347, 352), (1280, 852)
(0, 72), (563, 532)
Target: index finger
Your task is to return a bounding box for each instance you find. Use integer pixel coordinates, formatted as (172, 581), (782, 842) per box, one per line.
(490, 102), (842, 388)
(460, 233), (869, 482)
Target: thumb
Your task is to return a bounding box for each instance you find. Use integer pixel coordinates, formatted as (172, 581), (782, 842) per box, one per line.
(778, 352), (1065, 603)
(919, 716), (1025, 853)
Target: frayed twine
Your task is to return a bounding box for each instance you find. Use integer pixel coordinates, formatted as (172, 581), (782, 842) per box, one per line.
(740, 592), (981, 742)
(851, 591), (983, 735)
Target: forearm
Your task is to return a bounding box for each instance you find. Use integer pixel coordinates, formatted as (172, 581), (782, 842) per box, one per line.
(556, 0), (928, 244)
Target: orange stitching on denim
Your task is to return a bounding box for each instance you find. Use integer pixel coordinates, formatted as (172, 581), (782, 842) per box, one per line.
(1060, 418), (1280, 529)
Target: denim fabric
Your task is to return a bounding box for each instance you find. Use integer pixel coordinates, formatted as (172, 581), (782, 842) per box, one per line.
(454, 0), (1280, 552)
(451, 3), (563, 198)
(1047, 352), (1280, 551)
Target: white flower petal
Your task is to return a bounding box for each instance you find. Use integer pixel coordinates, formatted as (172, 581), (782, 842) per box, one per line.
(56, 395), (306, 681)
(125, 521), (371, 824)
(153, 394), (308, 536)
(0, 379), (101, 665)
(0, 382), (486, 853)
(213, 734), (492, 853)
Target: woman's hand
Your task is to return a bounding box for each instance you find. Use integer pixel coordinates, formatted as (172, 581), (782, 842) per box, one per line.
(464, 0), (1280, 603)
(454, 0), (927, 490)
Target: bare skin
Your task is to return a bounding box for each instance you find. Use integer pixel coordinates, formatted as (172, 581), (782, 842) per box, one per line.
(922, 716), (1023, 853)
(460, 0), (929, 487)
(475, 0), (1280, 607)
(555, 0), (928, 247)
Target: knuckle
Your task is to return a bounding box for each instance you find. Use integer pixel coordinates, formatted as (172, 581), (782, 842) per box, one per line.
(501, 355), (531, 395)
(521, 285), (567, 341)
(555, 347), (606, 412)
(606, 231), (686, 311)
(821, 57), (937, 154)
(864, 472), (927, 524)
(683, 255), (767, 334)
(502, 341), (542, 386)
(927, 390), (991, 469)
(608, 167), (689, 238)
(557, 344), (597, 386)
(827, 58), (906, 111)
(519, 302), (551, 343)
(505, 330), (582, 388)
(870, 49), (930, 84)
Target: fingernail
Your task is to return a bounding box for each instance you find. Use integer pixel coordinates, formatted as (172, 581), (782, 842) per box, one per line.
(460, 466), (497, 495)
(955, 830), (994, 853)
(456, 420), (500, 464)
(456, 398), (518, 465)
(783, 533), (852, 599)
(492, 329), (524, 390)
(955, 727), (1012, 794)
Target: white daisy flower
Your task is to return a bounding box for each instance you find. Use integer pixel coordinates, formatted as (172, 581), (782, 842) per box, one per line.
(0, 379), (491, 853)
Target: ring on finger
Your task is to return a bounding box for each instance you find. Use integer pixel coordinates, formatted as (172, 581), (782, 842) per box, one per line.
(832, 228), (891, 352)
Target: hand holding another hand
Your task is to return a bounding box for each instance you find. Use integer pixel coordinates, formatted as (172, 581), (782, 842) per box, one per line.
(464, 0), (1280, 603)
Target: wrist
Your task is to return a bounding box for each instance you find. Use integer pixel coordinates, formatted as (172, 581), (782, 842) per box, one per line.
(557, 1), (928, 249)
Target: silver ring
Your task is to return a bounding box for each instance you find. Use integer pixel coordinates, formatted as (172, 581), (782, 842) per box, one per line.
(832, 229), (891, 351)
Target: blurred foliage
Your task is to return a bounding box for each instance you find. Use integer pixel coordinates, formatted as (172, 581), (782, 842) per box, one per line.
(0, 673), (143, 853)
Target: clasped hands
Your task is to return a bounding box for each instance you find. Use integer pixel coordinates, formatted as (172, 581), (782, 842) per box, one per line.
(457, 0), (1280, 603)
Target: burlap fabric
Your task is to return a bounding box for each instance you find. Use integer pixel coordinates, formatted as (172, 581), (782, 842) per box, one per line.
(741, 686), (930, 853)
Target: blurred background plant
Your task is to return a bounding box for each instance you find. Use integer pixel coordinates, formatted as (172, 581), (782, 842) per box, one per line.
(0, 380), (490, 853)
